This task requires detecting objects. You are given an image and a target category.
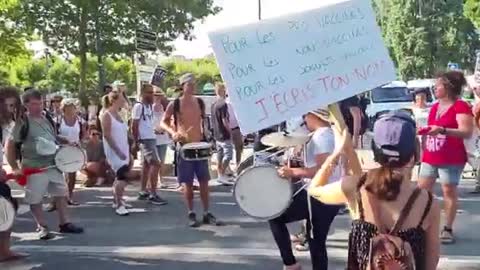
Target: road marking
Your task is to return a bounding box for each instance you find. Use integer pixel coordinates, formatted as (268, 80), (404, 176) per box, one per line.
(12, 245), (480, 266)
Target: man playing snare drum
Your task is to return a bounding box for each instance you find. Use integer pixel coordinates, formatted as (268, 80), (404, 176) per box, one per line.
(273, 109), (341, 270)
(5, 89), (84, 240)
(161, 73), (222, 227)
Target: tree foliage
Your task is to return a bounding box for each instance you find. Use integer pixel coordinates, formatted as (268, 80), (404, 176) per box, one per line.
(161, 57), (221, 97)
(465, 0), (480, 29)
(374, 0), (479, 80)
(17, 0), (220, 92)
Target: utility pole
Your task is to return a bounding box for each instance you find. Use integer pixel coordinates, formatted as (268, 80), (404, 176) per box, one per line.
(258, 0), (262, 20)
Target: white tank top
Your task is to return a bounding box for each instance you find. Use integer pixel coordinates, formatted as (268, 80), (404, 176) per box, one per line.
(102, 111), (130, 172)
(58, 117), (81, 143)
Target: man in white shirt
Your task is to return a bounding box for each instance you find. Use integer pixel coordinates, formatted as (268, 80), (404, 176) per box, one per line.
(132, 84), (167, 205)
(271, 108), (340, 270)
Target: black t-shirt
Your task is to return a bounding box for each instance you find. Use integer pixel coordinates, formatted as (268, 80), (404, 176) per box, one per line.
(211, 99), (230, 141)
(339, 96), (361, 136)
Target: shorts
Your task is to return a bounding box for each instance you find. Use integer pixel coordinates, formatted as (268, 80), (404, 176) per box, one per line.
(156, 144), (168, 162)
(419, 163), (465, 186)
(216, 140), (233, 166)
(25, 169), (67, 205)
(139, 139), (159, 164)
(116, 165), (130, 181)
(177, 154), (210, 184)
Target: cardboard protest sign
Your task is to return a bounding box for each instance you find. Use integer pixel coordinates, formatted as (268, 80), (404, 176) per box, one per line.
(209, 0), (396, 134)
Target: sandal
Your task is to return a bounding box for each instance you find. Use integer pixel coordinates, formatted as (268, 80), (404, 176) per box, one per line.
(440, 227), (455, 244)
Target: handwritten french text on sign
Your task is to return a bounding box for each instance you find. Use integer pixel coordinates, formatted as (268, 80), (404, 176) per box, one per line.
(208, 0), (396, 134)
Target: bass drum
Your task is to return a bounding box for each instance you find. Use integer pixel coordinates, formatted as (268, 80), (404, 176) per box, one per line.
(234, 165), (293, 220)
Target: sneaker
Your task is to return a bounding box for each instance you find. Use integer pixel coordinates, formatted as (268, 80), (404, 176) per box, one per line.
(67, 200), (80, 206)
(284, 263), (302, 270)
(290, 232), (306, 243)
(203, 212), (223, 226)
(148, 194), (168, 205)
(295, 241), (309, 251)
(137, 191), (150, 200)
(440, 226), (455, 244)
(112, 200), (133, 209)
(59, 223), (84, 234)
(188, 212), (200, 227)
(45, 202), (56, 212)
(115, 205), (129, 216)
(37, 226), (54, 240)
(216, 175), (233, 186)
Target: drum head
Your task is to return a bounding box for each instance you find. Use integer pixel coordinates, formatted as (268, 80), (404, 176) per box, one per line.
(234, 165), (293, 220)
(182, 142), (211, 149)
(55, 146), (86, 173)
(236, 154), (254, 176)
(0, 197), (15, 232)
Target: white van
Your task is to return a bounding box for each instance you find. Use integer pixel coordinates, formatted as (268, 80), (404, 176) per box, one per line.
(364, 81), (412, 124)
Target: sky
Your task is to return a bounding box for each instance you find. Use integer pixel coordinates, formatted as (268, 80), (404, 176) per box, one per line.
(172, 0), (344, 59)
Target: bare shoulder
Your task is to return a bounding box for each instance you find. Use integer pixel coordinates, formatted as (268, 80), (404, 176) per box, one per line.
(341, 175), (360, 198)
(421, 190), (440, 229)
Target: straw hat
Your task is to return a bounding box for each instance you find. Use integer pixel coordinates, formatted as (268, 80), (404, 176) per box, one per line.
(308, 107), (331, 123)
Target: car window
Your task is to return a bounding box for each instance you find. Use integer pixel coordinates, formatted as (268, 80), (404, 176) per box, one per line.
(371, 87), (413, 103)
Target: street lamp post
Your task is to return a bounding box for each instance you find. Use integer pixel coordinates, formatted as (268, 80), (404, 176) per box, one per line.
(258, 0), (262, 20)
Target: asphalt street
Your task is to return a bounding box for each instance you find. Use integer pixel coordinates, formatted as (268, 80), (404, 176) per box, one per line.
(2, 145), (480, 270)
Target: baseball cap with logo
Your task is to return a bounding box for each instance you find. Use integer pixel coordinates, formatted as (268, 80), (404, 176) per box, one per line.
(372, 111), (416, 167)
(179, 73), (195, 86)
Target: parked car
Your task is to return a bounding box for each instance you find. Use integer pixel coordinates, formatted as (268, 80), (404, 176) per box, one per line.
(364, 81), (416, 129)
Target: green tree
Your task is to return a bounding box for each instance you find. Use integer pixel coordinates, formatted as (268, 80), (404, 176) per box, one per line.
(465, 0), (480, 29)
(0, 0), (30, 83)
(18, 0), (220, 94)
(374, 0), (479, 80)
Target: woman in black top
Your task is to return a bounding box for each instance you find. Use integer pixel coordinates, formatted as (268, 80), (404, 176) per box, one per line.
(308, 111), (440, 270)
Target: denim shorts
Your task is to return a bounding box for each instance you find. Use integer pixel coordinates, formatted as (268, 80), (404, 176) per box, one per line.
(419, 163), (465, 186)
(216, 140), (233, 166)
(139, 139), (159, 164)
(156, 144), (168, 162)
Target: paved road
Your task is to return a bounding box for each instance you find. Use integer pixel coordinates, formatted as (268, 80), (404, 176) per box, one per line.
(3, 146), (480, 270)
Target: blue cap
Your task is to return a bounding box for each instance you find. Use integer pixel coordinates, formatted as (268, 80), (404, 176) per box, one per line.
(373, 111), (416, 166)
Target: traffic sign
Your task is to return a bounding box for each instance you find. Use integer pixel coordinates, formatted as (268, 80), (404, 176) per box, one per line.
(135, 29), (157, 52)
(448, 62), (460, 70)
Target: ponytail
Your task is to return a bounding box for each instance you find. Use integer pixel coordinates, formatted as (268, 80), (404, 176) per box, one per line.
(101, 94), (111, 109)
(365, 167), (403, 201)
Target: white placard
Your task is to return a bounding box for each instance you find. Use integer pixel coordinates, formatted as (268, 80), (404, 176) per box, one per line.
(209, 0), (396, 134)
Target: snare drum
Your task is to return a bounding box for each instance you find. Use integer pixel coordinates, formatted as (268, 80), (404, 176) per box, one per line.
(180, 142), (212, 161)
(55, 146), (86, 173)
(234, 164), (293, 220)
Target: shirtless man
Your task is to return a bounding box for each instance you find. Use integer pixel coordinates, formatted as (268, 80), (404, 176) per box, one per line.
(161, 73), (221, 227)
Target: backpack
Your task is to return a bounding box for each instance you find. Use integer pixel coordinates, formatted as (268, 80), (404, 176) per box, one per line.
(365, 186), (421, 270)
(173, 97), (211, 141)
